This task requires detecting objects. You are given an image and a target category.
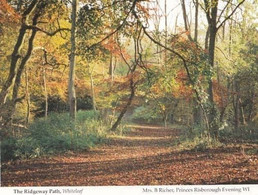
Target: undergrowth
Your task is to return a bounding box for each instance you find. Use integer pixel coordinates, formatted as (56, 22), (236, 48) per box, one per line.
(176, 125), (224, 152)
(1, 110), (124, 161)
(176, 123), (258, 152)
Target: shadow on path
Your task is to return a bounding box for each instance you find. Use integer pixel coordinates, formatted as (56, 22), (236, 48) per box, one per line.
(2, 125), (258, 186)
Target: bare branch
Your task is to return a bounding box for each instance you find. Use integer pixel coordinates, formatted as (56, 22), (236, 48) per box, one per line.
(215, 46), (234, 62)
(216, 0), (246, 31)
(25, 25), (70, 36)
(203, 0), (211, 22)
(217, 0), (231, 24)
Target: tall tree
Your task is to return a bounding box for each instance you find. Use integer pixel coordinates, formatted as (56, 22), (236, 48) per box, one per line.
(164, 0), (168, 67)
(202, 0), (246, 137)
(0, 0), (69, 129)
(181, 0), (191, 40)
(0, 0), (39, 105)
(68, 0), (77, 119)
(194, 0), (199, 42)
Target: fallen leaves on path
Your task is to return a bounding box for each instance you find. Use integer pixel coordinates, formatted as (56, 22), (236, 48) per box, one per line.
(2, 125), (258, 186)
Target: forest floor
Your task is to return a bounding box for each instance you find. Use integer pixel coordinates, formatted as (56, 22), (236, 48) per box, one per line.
(1, 125), (258, 186)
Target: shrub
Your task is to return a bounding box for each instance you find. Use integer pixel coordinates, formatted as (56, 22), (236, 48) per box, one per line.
(219, 122), (258, 142)
(1, 110), (107, 161)
(194, 140), (208, 152)
(177, 125), (223, 151)
(1, 137), (18, 161)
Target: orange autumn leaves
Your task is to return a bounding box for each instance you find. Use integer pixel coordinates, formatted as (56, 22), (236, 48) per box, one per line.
(0, 0), (20, 25)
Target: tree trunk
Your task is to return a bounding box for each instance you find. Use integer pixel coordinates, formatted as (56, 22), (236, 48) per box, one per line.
(239, 98), (246, 125)
(181, 0), (191, 38)
(43, 67), (48, 118)
(174, 14), (179, 34)
(12, 15), (39, 103)
(0, 0), (38, 106)
(163, 111), (168, 129)
(8, 11), (41, 127)
(194, 0), (198, 42)
(68, 0), (77, 120)
(25, 67), (30, 126)
(247, 89), (254, 122)
(109, 54), (114, 83)
(205, 26), (210, 50)
(192, 0), (202, 126)
(110, 79), (135, 131)
(164, 0), (167, 68)
(90, 72), (96, 111)
(1, 4), (41, 127)
(233, 78), (240, 132)
(203, 1), (245, 131)
(205, 1), (218, 137)
(193, 99), (202, 126)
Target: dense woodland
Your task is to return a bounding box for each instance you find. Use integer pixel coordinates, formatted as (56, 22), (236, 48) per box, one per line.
(0, 0), (257, 185)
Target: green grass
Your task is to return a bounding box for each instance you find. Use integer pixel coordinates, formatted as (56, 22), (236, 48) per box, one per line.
(1, 110), (111, 161)
(176, 122), (258, 152)
(175, 125), (223, 152)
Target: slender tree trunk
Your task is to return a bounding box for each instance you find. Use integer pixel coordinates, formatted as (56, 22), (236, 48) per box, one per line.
(68, 0), (77, 120)
(232, 78), (239, 132)
(109, 54), (114, 83)
(203, 0), (219, 139)
(222, 23), (225, 40)
(110, 79), (135, 131)
(43, 67), (48, 118)
(181, 0), (193, 41)
(239, 98), (246, 125)
(206, 2), (219, 138)
(25, 67), (30, 126)
(153, 0), (161, 65)
(90, 72), (96, 111)
(194, 0), (198, 42)
(193, 100), (202, 126)
(164, 0), (167, 68)
(217, 66), (226, 123)
(247, 89), (254, 122)
(247, 61), (255, 122)
(181, 0), (190, 37)
(174, 14), (179, 34)
(163, 111), (168, 128)
(192, 0), (202, 126)
(205, 26), (210, 50)
(207, 30), (216, 104)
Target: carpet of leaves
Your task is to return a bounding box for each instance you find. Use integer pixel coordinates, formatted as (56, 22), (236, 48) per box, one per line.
(2, 125), (258, 186)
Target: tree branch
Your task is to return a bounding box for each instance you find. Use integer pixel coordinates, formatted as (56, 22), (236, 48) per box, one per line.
(215, 46), (234, 63)
(216, 0), (246, 31)
(217, 0), (231, 24)
(86, 0), (138, 51)
(203, 0), (211, 23)
(25, 25), (70, 36)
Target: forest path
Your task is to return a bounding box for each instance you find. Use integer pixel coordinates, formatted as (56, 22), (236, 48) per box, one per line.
(2, 125), (258, 186)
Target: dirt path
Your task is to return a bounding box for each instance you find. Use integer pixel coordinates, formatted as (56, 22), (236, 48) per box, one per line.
(2, 125), (258, 186)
